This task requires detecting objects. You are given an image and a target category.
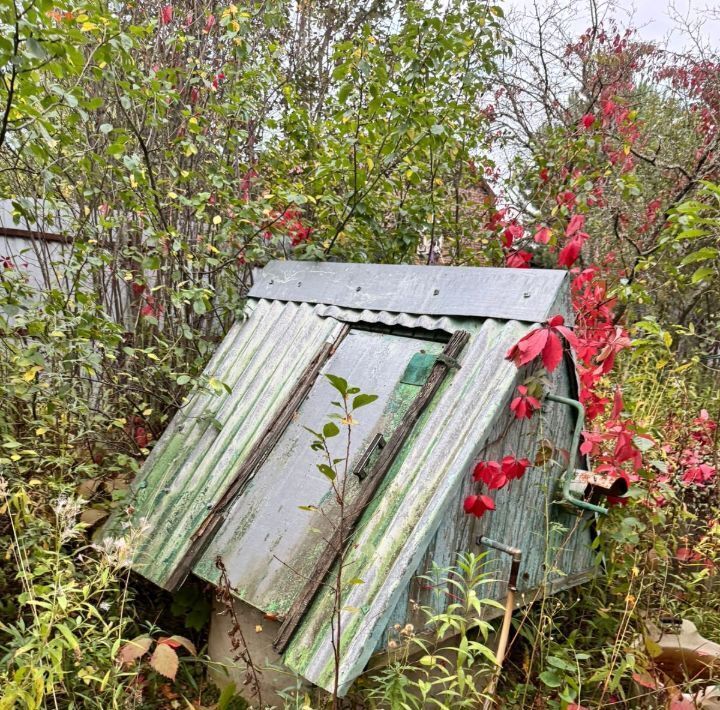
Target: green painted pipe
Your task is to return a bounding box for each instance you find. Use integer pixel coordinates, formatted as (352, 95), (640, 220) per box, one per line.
(546, 393), (608, 516)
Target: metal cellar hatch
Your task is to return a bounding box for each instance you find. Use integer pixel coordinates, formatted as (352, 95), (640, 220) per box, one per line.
(107, 261), (597, 698)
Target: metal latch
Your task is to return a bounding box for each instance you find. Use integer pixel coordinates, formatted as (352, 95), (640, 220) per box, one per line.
(435, 353), (462, 369)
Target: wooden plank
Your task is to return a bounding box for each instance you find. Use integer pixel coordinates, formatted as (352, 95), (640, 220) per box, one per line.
(164, 323), (350, 590)
(250, 261), (572, 324)
(0, 198), (71, 243)
(0, 226), (71, 244)
(273, 329), (470, 652)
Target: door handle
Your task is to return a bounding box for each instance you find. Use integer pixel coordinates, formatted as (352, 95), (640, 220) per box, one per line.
(353, 433), (386, 482)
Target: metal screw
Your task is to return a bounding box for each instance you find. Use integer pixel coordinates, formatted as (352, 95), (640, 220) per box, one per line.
(433, 289), (440, 296)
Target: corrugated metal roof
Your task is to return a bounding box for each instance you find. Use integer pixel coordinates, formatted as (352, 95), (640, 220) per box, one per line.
(250, 261), (571, 324)
(369, 355), (595, 657)
(110, 299), (477, 590)
(315, 305), (463, 333)
(281, 317), (532, 693)
(114, 299), (344, 589)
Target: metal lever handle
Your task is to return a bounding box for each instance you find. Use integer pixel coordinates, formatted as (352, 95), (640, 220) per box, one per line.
(353, 433), (386, 482)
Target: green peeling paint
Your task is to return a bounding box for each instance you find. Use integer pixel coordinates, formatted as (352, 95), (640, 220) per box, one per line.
(399, 351), (439, 386)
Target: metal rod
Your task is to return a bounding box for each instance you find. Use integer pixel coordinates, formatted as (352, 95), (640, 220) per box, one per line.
(546, 393), (608, 516)
(477, 536), (522, 591)
(477, 537), (522, 709)
(482, 588), (515, 710)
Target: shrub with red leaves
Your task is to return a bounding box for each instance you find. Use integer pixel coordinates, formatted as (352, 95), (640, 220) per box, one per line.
(159, 5), (173, 25)
(506, 250), (532, 268)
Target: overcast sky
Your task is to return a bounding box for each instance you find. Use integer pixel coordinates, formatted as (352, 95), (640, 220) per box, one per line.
(507, 0), (720, 52)
(626, 0), (720, 48)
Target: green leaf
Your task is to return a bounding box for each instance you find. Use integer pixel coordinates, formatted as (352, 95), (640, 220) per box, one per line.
(691, 266), (715, 284)
(108, 139), (127, 157)
(332, 63), (350, 80)
(539, 670), (563, 688)
(352, 393), (378, 409)
(650, 459), (668, 473)
(217, 683), (238, 710)
(547, 656), (576, 672)
(176, 374), (191, 385)
(317, 463), (336, 481)
(680, 247), (718, 266)
(323, 421), (340, 438)
(99, 123), (113, 134)
(325, 374), (348, 396)
(338, 83), (353, 105)
(676, 228), (708, 240)
(632, 436), (654, 452)
(26, 38), (47, 60)
(56, 622), (80, 651)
